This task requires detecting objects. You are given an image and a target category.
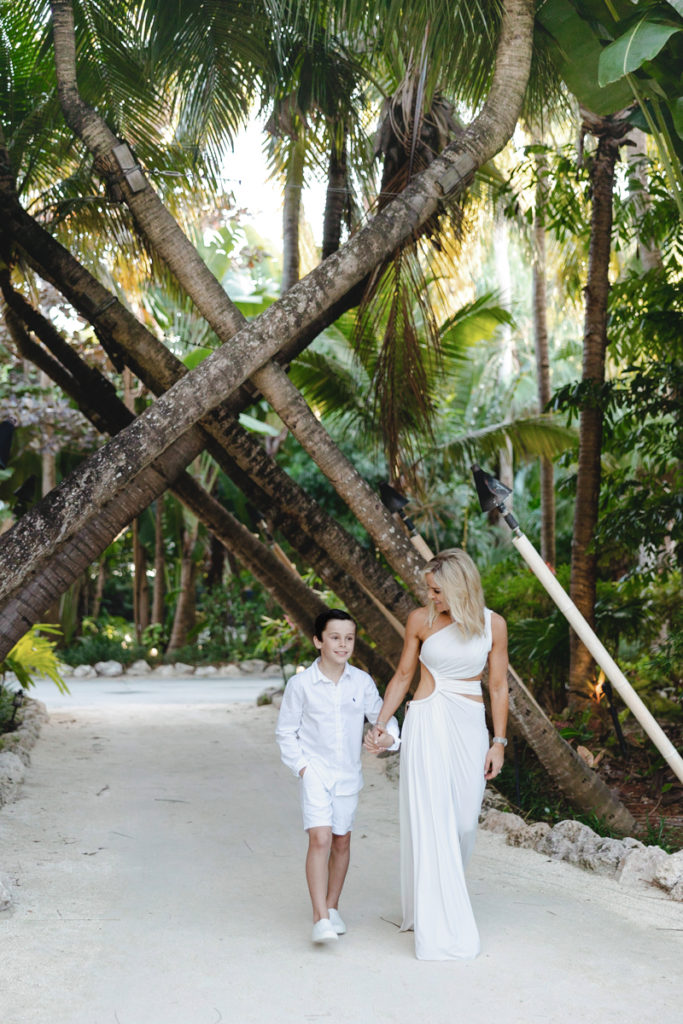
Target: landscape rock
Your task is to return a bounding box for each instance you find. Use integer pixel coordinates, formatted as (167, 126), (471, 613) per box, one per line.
(0, 751), (26, 806)
(220, 663), (243, 677)
(256, 686), (283, 707)
(127, 660), (152, 675)
(154, 664), (179, 678)
(72, 664), (97, 678)
(94, 661), (124, 677)
(617, 845), (671, 887)
(653, 849), (683, 895)
(194, 665), (218, 677)
(263, 663), (284, 677)
(172, 663), (195, 675)
(480, 809), (527, 836)
(507, 821), (552, 850)
(238, 659), (267, 674)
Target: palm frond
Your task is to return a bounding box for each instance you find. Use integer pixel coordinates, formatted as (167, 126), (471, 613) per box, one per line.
(426, 414), (577, 473)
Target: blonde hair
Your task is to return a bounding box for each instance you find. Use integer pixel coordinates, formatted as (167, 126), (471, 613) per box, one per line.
(424, 548), (486, 638)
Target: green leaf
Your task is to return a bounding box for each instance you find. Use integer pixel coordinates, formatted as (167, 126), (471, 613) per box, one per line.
(598, 17), (683, 87)
(537, 0), (635, 115)
(182, 347), (213, 370)
(672, 96), (683, 137)
(237, 413), (281, 437)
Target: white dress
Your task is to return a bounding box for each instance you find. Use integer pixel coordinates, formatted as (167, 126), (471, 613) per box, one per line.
(400, 609), (492, 960)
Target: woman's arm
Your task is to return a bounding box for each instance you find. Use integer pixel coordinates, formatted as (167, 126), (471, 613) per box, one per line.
(367, 608), (425, 738)
(484, 612), (509, 780)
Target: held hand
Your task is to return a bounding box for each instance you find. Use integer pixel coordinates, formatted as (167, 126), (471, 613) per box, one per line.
(484, 744), (505, 781)
(299, 766), (307, 777)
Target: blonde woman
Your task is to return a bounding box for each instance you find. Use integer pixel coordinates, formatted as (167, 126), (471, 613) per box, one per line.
(367, 548), (508, 961)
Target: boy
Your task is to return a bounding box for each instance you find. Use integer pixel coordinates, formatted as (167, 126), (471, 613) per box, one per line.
(275, 609), (400, 944)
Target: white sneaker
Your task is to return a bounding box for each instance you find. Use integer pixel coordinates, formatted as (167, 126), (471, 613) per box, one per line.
(327, 908), (346, 935)
(312, 918), (338, 943)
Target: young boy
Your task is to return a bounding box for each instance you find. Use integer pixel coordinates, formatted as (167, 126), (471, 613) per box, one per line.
(275, 608), (400, 944)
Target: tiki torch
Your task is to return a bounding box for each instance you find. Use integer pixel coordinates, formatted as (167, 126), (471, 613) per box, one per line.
(471, 463), (683, 785)
(379, 482), (434, 561)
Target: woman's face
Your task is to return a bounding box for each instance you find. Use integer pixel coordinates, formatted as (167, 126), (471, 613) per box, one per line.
(425, 572), (449, 615)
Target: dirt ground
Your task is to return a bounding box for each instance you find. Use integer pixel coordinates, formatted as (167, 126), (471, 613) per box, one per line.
(1, 700), (682, 1024)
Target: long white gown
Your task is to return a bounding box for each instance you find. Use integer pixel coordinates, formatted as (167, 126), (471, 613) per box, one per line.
(400, 610), (493, 960)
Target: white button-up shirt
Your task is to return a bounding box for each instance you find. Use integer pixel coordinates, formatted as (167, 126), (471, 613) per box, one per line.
(275, 659), (400, 796)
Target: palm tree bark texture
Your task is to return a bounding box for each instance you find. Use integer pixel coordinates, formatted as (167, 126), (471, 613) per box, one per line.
(1, 290), (399, 681)
(6, 0), (533, 609)
(569, 114), (629, 705)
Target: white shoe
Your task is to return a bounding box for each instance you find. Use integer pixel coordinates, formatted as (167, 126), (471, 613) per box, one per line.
(327, 908), (346, 935)
(312, 918), (338, 943)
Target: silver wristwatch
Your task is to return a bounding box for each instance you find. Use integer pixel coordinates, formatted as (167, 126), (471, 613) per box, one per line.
(492, 736), (508, 747)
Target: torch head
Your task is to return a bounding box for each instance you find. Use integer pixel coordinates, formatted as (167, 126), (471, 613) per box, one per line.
(471, 463), (512, 513)
(379, 481), (409, 514)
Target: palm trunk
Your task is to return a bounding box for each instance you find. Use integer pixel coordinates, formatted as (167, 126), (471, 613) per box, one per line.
(569, 120), (625, 704)
(321, 128), (348, 260)
(533, 152), (555, 566)
(166, 530), (197, 652)
(281, 137), (305, 292)
(152, 496), (165, 625)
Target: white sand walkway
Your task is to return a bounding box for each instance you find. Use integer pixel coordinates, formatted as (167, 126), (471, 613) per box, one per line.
(1, 698), (681, 1024)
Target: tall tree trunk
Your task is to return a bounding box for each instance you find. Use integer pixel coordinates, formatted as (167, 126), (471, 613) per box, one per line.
(166, 529), (197, 653)
(569, 117), (626, 704)
(533, 151), (555, 566)
(151, 496), (165, 626)
(91, 556), (106, 620)
(281, 137), (305, 292)
(321, 128), (348, 260)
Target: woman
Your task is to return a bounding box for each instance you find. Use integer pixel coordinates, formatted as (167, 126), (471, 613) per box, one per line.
(368, 548), (508, 961)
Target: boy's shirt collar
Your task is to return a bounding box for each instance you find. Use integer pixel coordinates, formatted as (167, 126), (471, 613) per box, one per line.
(311, 657), (352, 685)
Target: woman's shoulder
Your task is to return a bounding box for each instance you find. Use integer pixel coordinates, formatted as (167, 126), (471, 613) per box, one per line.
(406, 605), (431, 639)
(489, 610), (508, 640)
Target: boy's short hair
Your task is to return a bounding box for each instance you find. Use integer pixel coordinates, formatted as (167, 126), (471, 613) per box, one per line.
(313, 608), (356, 641)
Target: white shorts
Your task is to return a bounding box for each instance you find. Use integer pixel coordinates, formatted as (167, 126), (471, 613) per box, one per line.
(299, 765), (358, 835)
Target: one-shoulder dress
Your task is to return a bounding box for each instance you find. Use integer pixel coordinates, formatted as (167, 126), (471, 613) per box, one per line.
(399, 609), (493, 960)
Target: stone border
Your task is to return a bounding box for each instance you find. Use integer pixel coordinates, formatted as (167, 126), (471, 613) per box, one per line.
(0, 696), (48, 810)
(479, 800), (683, 902)
(55, 658), (291, 680)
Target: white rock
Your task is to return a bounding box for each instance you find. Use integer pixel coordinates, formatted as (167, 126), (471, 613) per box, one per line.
(617, 845), (670, 887)
(263, 663), (284, 677)
(220, 663), (243, 677)
(238, 659), (267, 674)
(653, 849), (683, 893)
(127, 660), (152, 675)
(479, 809), (527, 835)
(256, 686), (283, 707)
(536, 819), (598, 862)
(0, 751), (26, 804)
(194, 665), (218, 677)
(72, 664), (97, 678)
(94, 661), (124, 677)
(153, 664), (178, 677)
(172, 663), (195, 675)
(508, 821), (552, 850)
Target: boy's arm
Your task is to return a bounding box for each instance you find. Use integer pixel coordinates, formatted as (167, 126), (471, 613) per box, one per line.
(275, 676), (308, 777)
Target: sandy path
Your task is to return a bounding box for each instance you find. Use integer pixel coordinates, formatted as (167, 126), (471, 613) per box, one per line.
(1, 702), (681, 1024)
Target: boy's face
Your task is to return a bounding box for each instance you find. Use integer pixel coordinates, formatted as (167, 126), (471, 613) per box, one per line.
(313, 619), (356, 666)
